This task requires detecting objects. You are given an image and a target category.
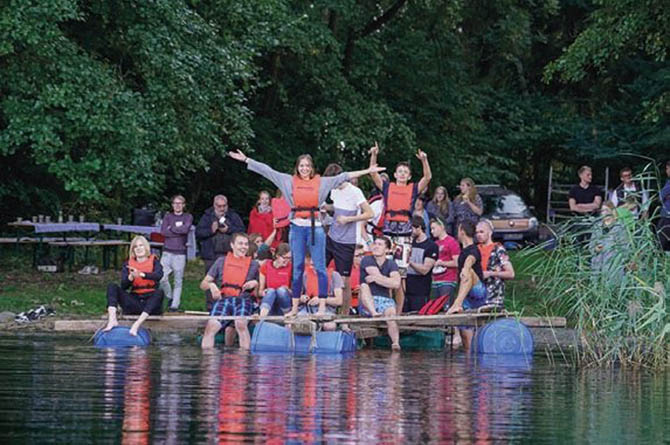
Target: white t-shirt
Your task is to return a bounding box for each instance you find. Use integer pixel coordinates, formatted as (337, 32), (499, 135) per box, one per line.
(328, 183), (367, 244)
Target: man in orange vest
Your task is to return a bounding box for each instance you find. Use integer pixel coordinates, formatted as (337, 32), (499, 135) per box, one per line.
(368, 142), (432, 238)
(200, 233), (259, 349)
(368, 142), (432, 313)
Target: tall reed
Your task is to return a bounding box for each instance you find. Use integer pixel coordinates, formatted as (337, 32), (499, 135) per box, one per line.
(530, 166), (670, 368)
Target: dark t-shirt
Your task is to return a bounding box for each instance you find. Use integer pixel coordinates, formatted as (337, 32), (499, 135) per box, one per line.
(569, 184), (604, 210)
(405, 237), (439, 297)
(360, 256), (399, 298)
(458, 244), (484, 283)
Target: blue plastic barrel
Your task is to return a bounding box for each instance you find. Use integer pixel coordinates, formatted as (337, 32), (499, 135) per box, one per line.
(94, 326), (151, 347)
(251, 321), (356, 354)
(475, 319), (533, 355)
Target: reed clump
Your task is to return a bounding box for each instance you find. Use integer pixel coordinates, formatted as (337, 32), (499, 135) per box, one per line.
(531, 209), (670, 368)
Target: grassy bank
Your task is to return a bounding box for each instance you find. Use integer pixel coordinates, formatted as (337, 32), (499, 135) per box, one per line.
(0, 247), (547, 318)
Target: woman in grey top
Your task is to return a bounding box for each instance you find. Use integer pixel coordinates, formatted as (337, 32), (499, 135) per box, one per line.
(426, 185), (455, 235)
(228, 149), (384, 317)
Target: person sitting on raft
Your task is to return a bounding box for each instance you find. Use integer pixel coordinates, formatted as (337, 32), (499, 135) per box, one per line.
(476, 219), (515, 308)
(258, 243), (292, 317)
(359, 237), (402, 351)
(201, 233), (259, 349)
(227, 149), (385, 318)
(104, 235), (164, 336)
(298, 252), (344, 331)
(447, 221), (488, 351)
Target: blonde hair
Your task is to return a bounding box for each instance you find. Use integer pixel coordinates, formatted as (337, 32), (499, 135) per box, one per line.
(477, 218), (494, 232)
(293, 154), (316, 178)
(128, 235), (152, 260)
(257, 190), (271, 207)
(431, 186), (450, 216)
(458, 177), (478, 202)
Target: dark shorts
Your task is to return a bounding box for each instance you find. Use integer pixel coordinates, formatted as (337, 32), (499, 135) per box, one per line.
(326, 236), (355, 277)
(210, 297), (253, 319)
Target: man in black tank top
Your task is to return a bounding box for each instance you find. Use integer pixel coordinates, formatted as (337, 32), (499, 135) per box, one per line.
(447, 221), (488, 351)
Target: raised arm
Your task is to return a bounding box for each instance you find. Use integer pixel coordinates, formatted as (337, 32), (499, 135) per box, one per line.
(228, 150), (292, 198)
(416, 149), (432, 194)
(368, 142), (384, 191)
(347, 164), (386, 181)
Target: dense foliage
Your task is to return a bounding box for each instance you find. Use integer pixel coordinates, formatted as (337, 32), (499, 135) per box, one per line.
(1, 0), (668, 220)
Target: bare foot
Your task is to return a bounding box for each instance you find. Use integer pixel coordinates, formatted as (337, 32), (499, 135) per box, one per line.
(372, 312), (383, 318)
(102, 320), (118, 332)
(391, 343), (401, 351)
(340, 324), (352, 333)
(128, 325), (139, 336)
(284, 310), (298, 319)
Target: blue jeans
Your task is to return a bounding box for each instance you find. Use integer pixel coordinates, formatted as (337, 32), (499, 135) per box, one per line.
(260, 287), (292, 315)
(289, 223), (327, 299)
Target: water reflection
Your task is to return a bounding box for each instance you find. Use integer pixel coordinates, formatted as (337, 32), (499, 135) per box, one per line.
(3, 335), (670, 443)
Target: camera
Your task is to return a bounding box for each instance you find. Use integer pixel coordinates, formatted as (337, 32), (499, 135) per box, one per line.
(219, 216), (227, 225)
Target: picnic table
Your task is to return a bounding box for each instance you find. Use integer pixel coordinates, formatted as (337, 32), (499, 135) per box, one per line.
(6, 221), (101, 267)
(103, 224), (196, 260)
(6, 220), (194, 269)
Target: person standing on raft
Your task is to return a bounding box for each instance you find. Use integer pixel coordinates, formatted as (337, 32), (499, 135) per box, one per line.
(228, 149), (385, 317)
(103, 236), (164, 336)
(367, 142), (432, 313)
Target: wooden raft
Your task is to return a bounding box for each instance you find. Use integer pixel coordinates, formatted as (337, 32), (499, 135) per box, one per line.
(53, 313), (566, 339)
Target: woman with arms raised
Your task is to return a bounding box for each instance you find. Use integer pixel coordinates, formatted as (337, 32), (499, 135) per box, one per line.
(228, 149), (384, 317)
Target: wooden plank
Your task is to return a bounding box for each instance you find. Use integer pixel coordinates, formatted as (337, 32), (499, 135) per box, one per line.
(519, 316), (566, 328)
(58, 314), (566, 332)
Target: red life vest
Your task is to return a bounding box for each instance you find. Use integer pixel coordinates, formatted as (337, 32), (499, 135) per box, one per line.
(248, 207), (274, 240)
(419, 294), (451, 315)
(292, 175), (321, 219)
(385, 182), (414, 222)
(220, 253), (252, 297)
(271, 197), (291, 228)
(350, 264), (360, 307)
(129, 255), (157, 294)
(262, 260), (291, 289)
(304, 265), (331, 297)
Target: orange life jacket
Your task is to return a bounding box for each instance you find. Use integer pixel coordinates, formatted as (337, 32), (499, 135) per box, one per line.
(292, 175), (321, 219)
(478, 242), (500, 271)
(220, 253), (252, 297)
(304, 265), (331, 297)
(350, 264), (360, 307)
(271, 197), (291, 228)
(385, 182), (414, 222)
(129, 255), (157, 294)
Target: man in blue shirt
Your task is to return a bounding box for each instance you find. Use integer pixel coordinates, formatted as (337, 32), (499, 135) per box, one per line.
(658, 160), (670, 252)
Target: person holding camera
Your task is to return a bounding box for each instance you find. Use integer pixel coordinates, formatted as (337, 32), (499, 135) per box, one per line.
(196, 195), (245, 310)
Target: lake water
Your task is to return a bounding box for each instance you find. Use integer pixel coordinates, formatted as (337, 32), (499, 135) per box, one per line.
(0, 334), (669, 443)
